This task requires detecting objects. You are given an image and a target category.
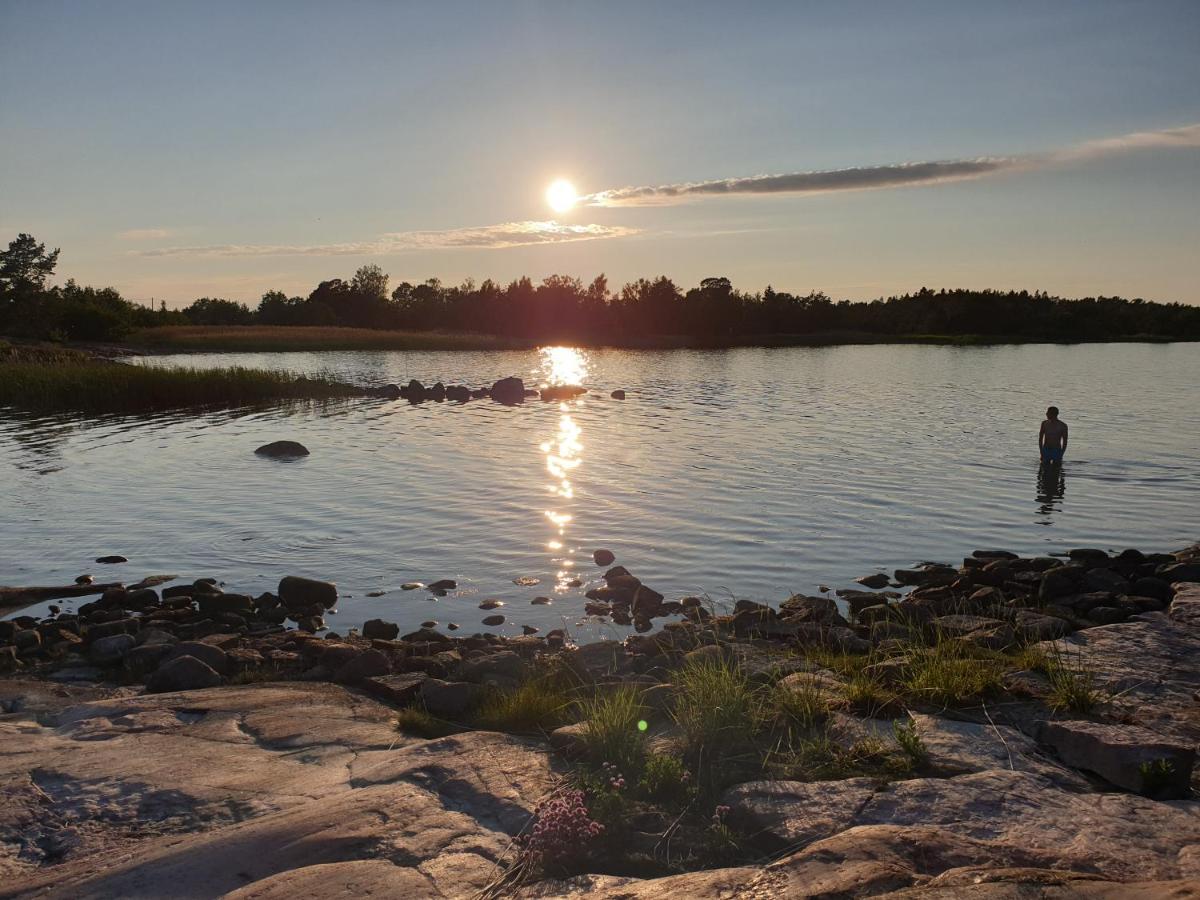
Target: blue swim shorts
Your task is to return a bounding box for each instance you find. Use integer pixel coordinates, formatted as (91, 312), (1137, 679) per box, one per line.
(1041, 447), (1064, 464)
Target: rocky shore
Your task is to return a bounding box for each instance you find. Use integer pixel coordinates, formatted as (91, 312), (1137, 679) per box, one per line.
(3, 543), (1200, 898)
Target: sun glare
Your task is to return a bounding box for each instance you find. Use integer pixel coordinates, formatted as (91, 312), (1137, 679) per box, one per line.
(546, 179), (578, 213)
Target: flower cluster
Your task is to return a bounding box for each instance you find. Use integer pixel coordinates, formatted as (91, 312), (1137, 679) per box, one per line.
(524, 789), (603, 864)
(601, 761), (626, 791)
(711, 804), (731, 827)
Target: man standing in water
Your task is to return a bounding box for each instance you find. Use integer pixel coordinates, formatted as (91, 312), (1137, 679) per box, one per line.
(1039, 406), (1069, 464)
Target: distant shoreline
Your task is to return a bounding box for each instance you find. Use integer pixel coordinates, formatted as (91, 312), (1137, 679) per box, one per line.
(116, 325), (1196, 354)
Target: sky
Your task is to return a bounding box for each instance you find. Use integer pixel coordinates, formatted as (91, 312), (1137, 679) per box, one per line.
(2, 0), (1199, 307)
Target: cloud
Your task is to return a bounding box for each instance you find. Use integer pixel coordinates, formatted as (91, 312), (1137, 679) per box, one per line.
(134, 221), (637, 258)
(116, 228), (172, 240)
(582, 122), (1200, 207)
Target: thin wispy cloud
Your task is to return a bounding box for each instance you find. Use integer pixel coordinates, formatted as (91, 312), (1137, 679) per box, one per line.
(134, 221), (637, 258)
(117, 228), (172, 240)
(582, 123), (1200, 207)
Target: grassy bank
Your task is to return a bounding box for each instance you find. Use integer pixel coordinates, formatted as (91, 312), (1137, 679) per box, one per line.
(126, 325), (531, 353)
(0, 356), (361, 413)
(120, 324), (1189, 353)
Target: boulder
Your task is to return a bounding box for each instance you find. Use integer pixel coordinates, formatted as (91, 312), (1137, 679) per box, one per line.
(95, 555), (128, 564)
(361, 673), (427, 705)
(445, 385), (470, 402)
(593, 549), (616, 567)
(489, 376), (525, 404)
(1038, 720), (1195, 798)
(418, 678), (482, 717)
(163, 641), (230, 676)
(548, 721), (589, 758)
(334, 649), (391, 685)
(146, 654), (223, 692)
(278, 576), (337, 610)
(361, 619), (399, 641)
(1160, 563), (1200, 583)
(88, 633), (136, 665)
(254, 441), (309, 458)
(456, 650), (527, 685)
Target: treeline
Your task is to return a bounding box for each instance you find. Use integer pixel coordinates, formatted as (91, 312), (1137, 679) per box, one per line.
(3, 233), (1199, 342)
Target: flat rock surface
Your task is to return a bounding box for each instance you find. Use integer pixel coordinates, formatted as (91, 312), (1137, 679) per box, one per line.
(1040, 583), (1200, 750)
(0, 680), (561, 898)
(722, 769), (1200, 882)
(521, 825), (1200, 898)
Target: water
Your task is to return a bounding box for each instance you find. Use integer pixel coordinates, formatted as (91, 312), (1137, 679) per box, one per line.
(3, 343), (1197, 637)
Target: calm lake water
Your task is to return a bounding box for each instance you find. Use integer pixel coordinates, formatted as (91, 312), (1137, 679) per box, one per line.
(3, 343), (1198, 637)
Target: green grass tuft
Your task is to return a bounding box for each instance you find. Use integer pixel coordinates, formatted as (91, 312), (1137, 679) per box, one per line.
(1043, 648), (1102, 714)
(900, 639), (1004, 708)
(396, 706), (462, 738)
(474, 678), (574, 733)
(672, 657), (763, 763)
(579, 687), (648, 772)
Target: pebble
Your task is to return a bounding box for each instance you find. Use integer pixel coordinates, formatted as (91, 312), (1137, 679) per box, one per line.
(479, 599), (504, 610)
(367, 590), (387, 598)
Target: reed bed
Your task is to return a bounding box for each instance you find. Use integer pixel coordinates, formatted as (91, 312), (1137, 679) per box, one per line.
(0, 359), (361, 413)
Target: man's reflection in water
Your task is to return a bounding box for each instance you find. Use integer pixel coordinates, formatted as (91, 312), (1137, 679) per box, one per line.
(1036, 461), (1066, 517)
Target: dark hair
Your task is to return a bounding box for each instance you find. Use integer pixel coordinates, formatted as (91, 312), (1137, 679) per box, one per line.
(1046, 406), (1059, 418)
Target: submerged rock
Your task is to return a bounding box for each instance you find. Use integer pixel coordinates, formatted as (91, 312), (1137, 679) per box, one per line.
(95, 555), (127, 564)
(254, 440), (309, 458)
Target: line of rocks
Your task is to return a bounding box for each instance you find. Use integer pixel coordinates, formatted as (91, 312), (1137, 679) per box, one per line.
(369, 376), (626, 405)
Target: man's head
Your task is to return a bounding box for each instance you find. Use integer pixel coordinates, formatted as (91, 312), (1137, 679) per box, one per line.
(1046, 406), (1059, 419)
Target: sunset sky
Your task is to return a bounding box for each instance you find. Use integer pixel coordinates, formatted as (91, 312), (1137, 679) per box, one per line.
(2, 0), (1198, 306)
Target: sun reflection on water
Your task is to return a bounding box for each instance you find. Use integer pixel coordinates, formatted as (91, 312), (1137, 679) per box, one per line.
(538, 347), (589, 590)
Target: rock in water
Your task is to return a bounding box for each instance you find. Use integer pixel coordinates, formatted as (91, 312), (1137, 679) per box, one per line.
(539, 385), (586, 401)
(427, 579), (456, 591)
(278, 576), (338, 610)
(362, 619), (399, 640)
(254, 440), (309, 458)
(855, 573), (891, 589)
(95, 555), (127, 564)
(481, 614), (505, 626)
(593, 549), (616, 567)
(75, 574), (93, 584)
(610, 389), (626, 399)
(490, 376), (525, 404)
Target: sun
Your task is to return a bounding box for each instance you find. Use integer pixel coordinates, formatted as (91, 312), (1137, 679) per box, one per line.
(546, 179), (578, 213)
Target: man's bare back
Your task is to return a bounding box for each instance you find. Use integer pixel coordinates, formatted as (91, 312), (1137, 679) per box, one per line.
(1039, 406), (1068, 464)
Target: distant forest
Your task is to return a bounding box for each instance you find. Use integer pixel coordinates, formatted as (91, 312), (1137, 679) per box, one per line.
(3, 233), (1199, 343)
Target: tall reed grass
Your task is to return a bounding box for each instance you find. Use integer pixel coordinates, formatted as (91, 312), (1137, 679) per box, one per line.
(0, 360), (361, 412)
